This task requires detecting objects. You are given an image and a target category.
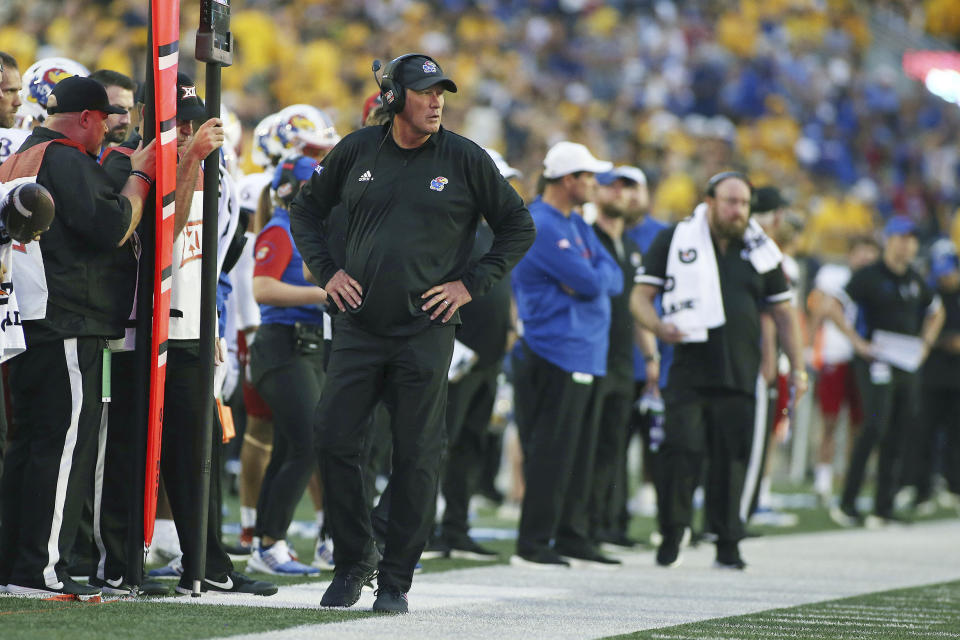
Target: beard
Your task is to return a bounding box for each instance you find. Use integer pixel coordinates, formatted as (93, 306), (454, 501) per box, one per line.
(106, 125), (129, 144)
(599, 203), (625, 219)
(714, 216), (748, 241)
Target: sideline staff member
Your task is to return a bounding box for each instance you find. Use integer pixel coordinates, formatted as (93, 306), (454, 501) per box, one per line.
(290, 53), (534, 613)
(631, 172), (806, 570)
(0, 76), (154, 597)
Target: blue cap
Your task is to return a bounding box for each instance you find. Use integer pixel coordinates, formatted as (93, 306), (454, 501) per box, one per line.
(931, 253), (959, 279)
(884, 215), (918, 237)
(272, 155), (318, 203)
(596, 166), (647, 186)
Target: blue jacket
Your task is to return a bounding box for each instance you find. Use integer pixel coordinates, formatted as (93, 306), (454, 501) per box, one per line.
(512, 197), (622, 376)
(258, 208), (325, 326)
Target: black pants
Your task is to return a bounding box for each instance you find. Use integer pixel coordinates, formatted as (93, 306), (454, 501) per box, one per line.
(512, 341), (601, 555)
(250, 323), (324, 541)
(0, 337), (107, 588)
(160, 342), (232, 581)
(317, 319), (454, 592)
(912, 384), (960, 498)
(656, 387), (755, 544)
(91, 350), (140, 582)
(439, 363), (500, 540)
(841, 360), (918, 517)
(588, 375), (634, 538)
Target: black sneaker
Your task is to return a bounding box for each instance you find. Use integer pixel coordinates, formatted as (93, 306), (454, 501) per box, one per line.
(320, 562), (378, 607)
(420, 537), (451, 560)
(139, 579), (170, 596)
(598, 532), (637, 550)
(7, 575), (102, 598)
(715, 542), (747, 570)
(655, 531), (683, 568)
(372, 585), (409, 613)
(175, 571), (278, 596)
(830, 504), (865, 528)
(556, 544), (622, 569)
(509, 548), (570, 568)
(88, 576), (134, 596)
(447, 535), (499, 561)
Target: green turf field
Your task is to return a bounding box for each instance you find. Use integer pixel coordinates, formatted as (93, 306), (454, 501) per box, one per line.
(604, 580), (960, 640)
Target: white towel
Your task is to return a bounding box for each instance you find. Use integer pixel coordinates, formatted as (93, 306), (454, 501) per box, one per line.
(662, 203), (783, 343)
(662, 204), (725, 342)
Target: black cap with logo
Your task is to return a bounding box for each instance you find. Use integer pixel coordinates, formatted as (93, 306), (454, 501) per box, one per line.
(46, 76), (127, 115)
(396, 56), (458, 93)
(177, 72), (206, 121)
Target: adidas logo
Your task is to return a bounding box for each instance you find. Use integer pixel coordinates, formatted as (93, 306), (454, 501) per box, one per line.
(358, 170), (373, 182)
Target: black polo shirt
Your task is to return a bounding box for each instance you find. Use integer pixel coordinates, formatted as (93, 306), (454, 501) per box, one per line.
(641, 225), (790, 396)
(924, 286), (960, 388)
(289, 124), (535, 337)
(845, 260), (935, 339)
(593, 223), (643, 383)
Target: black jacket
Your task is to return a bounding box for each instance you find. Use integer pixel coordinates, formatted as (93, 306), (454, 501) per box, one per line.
(19, 127), (137, 344)
(290, 124), (534, 337)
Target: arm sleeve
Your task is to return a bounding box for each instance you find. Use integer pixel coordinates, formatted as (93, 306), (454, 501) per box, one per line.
(99, 147), (133, 192)
(43, 146), (132, 250)
(583, 221), (623, 296)
(521, 216), (618, 297)
(763, 264), (792, 303)
(460, 149), (535, 297)
(636, 226), (673, 288)
(253, 226), (293, 280)
(289, 139), (351, 288)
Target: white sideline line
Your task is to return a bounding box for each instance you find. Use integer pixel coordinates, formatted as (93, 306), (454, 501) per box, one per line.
(151, 520), (960, 640)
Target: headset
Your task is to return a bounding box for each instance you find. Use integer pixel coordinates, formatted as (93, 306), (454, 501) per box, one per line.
(371, 53), (439, 114)
(705, 170), (752, 198)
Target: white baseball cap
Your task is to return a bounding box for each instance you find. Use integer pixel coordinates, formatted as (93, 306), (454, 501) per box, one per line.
(542, 141), (613, 179)
(484, 147), (521, 180)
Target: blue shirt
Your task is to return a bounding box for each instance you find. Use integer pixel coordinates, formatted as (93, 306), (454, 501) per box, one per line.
(256, 208), (325, 326)
(627, 216), (672, 386)
(512, 197), (622, 376)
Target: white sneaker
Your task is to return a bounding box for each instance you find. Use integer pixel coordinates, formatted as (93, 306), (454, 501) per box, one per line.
(247, 541), (320, 575)
(312, 537), (335, 570)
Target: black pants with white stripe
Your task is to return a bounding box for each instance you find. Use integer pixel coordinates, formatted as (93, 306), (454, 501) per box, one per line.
(0, 337), (106, 589)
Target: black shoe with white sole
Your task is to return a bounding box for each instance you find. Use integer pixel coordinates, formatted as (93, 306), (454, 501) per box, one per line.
(89, 576), (134, 596)
(175, 571), (278, 596)
(510, 548), (570, 568)
(7, 575), (101, 598)
(555, 544), (622, 568)
(447, 535), (499, 561)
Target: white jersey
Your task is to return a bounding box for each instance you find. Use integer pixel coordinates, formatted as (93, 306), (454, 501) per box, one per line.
(169, 182), (205, 340)
(0, 128), (30, 166)
(236, 171), (272, 213)
(814, 262), (856, 366)
(0, 242), (26, 362)
(228, 231), (260, 332)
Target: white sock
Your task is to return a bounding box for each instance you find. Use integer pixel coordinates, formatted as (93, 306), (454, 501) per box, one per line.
(815, 464), (832, 495)
(241, 506), (256, 529)
(315, 510), (325, 530)
(758, 477), (773, 510)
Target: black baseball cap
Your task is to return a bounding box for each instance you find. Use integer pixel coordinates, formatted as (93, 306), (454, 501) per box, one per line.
(751, 186), (789, 214)
(46, 76), (127, 115)
(396, 56), (458, 93)
(177, 72), (206, 121)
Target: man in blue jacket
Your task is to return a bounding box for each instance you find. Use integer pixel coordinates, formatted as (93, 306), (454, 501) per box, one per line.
(511, 141), (623, 568)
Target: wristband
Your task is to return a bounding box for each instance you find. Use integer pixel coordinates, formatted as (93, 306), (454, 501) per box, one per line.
(131, 170), (153, 186)
(644, 353), (661, 363)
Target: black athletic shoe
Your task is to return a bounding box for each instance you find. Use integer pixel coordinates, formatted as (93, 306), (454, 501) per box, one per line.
(175, 571), (278, 596)
(555, 544), (622, 569)
(7, 575), (101, 598)
(598, 531), (637, 549)
(88, 576), (134, 596)
(320, 562), (378, 607)
(372, 585), (409, 613)
(420, 538), (451, 560)
(655, 532), (682, 568)
(830, 504), (865, 528)
(138, 579), (170, 596)
(447, 535), (499, 561)
(509, 548), (570, 568)
(715, 542), (747, 570)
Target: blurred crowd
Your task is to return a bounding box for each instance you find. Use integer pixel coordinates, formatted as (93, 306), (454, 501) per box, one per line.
(3, 0), (960, 262)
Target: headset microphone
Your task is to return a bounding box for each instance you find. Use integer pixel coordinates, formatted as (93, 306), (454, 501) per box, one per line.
(372, 59), (382, 89)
